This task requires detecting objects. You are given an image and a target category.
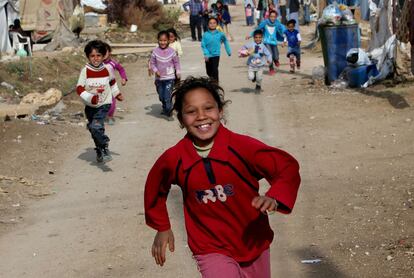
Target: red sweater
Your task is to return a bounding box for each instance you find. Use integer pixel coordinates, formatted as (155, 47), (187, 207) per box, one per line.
(144, 125), (301, 263)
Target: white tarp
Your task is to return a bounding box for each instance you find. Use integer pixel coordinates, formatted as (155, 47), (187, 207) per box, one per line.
(81, 0), (106, 9)
(0, 0), (19, 54)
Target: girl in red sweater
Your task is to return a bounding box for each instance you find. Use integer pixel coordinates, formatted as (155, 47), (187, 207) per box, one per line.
(144, 76), (300, 277)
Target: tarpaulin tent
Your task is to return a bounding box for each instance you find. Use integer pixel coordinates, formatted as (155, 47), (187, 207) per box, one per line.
(0, 0), (19, 54)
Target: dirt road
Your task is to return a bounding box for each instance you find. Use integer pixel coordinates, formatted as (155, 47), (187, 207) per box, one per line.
(1, 4), (413, 278)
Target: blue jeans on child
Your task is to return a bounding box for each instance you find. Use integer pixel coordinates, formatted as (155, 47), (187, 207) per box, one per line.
(287, 46), (301, 62)
(85, 104), (111, 148)
(155, 79), (174, 115)
(265, 44), (279, 69)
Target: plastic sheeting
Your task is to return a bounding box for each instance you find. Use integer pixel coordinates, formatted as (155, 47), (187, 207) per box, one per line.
(0, 0), (19, 54)
(81, 0), (106, 9)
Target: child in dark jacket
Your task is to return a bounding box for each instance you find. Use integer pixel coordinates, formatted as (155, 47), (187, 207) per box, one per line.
(145, 76), (300, 277)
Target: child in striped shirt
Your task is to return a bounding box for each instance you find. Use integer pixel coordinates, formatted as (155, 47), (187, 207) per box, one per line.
(149, 30), (181, 119)
(77, 40), (123, 163)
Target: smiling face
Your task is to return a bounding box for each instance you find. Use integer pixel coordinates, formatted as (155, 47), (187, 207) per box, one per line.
(208, 18), (218, 31)
(88, 49), (104, 67)
(287, 23), (295, 31)
(269, 12), (277, 22)
(180, 88), (223, 147)
(158, 34), (169, 49)
(169, 32), (176, 43)
(254, 33), (263, 44)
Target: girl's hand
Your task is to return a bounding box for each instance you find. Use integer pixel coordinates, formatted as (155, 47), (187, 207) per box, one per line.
(251, 196), (278, 214)
(121, 79), (127, 86)
(152, 229), (175, 267)
(245, 35), (251, 40)
(148, 69), (154, 76)
(204, 57), (209, 62)
(176, 73), (181, 80)
(155, 71), (161, 77)
(116, 94), (124, 101)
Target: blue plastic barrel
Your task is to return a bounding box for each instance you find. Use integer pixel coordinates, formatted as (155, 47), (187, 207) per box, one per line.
(347, 64), (379, 88)
(319, 24), (360, 85)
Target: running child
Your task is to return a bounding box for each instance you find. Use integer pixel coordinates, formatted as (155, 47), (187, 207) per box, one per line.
(77, 40), (123, 163)
(246, 10), (285, 76)
(149, 30), (181, 118)
(201, 17), (231, 82)
(283, 19), (302, 73)
(103, 42), (128, 125)
(239, 29), (272, 93)
(245, 3), (254, 26)
(167, 28), (183, 57)
(145, 76), (301, 277)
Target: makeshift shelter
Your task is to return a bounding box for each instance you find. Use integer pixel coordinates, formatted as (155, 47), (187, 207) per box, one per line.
(19, 0), (80, 51)
(0, 0), (19, 54)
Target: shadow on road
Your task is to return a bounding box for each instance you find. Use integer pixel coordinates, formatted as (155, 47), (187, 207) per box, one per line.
(231, 87), (257, 94)
(360, 89), (410, 109)
(78, 148), (119, 172)
(294, 247), (347, 278)
(144, 103), (173, 121)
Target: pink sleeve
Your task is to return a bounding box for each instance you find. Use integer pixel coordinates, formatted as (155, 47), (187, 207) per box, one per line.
(114, 61), (128, 80)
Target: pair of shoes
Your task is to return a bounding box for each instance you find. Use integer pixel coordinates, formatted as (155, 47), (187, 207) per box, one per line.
(269, 69), (276, 76)
(107, 118), (115, 125)
(255, 85), (261, 94)
(96, 146), (112, 163)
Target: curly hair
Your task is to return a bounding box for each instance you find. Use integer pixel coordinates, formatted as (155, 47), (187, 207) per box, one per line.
(172, 76), (230, 124)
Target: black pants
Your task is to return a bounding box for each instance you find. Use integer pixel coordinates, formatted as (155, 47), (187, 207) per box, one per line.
(85, 104), (110, 148)
(205, 56), (220, 82)
(190, 15), (202, 41)
(280, 6), (287, 25)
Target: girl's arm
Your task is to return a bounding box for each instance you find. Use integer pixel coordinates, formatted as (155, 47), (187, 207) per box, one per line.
(176, 41), (183, 57)
(253, 146), (300, 214)
(149, 51), (159, 75)
(114, 61), (128, 81)
(172, 52), (181, 79)
(222, 33), (232, 56)
(144, 151), (175, 232)
(201, 35), (211, 58)
(238, 138), (300, 214)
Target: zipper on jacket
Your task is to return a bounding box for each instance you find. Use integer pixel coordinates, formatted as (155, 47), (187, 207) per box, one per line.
(202, 158), (216, 184)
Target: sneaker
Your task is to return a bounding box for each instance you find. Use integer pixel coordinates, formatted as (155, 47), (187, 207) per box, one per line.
(255, 85), (261, 94)
(274, 61), (280, 68)
(269, 69), (276, 76)
(95, 148), (103, 163)
(102, 147), (112, 162)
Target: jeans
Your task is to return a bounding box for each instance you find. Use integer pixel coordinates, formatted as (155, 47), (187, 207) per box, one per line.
(155, 79), (174, 114)
(85, 104), (111, 148)
(287, 46), (301, 62)
(248, 67), (264, 86)
(280, 6), (287, 24)
(190, 15), (202, 41)
(304, 4), (311, 24)
(246, 15), (254, 26)
(265, 44), (279, 69)
(205, 56), (220, 82)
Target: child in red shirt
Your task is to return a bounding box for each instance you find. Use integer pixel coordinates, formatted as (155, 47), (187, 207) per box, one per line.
(144, 76), (300, 277)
